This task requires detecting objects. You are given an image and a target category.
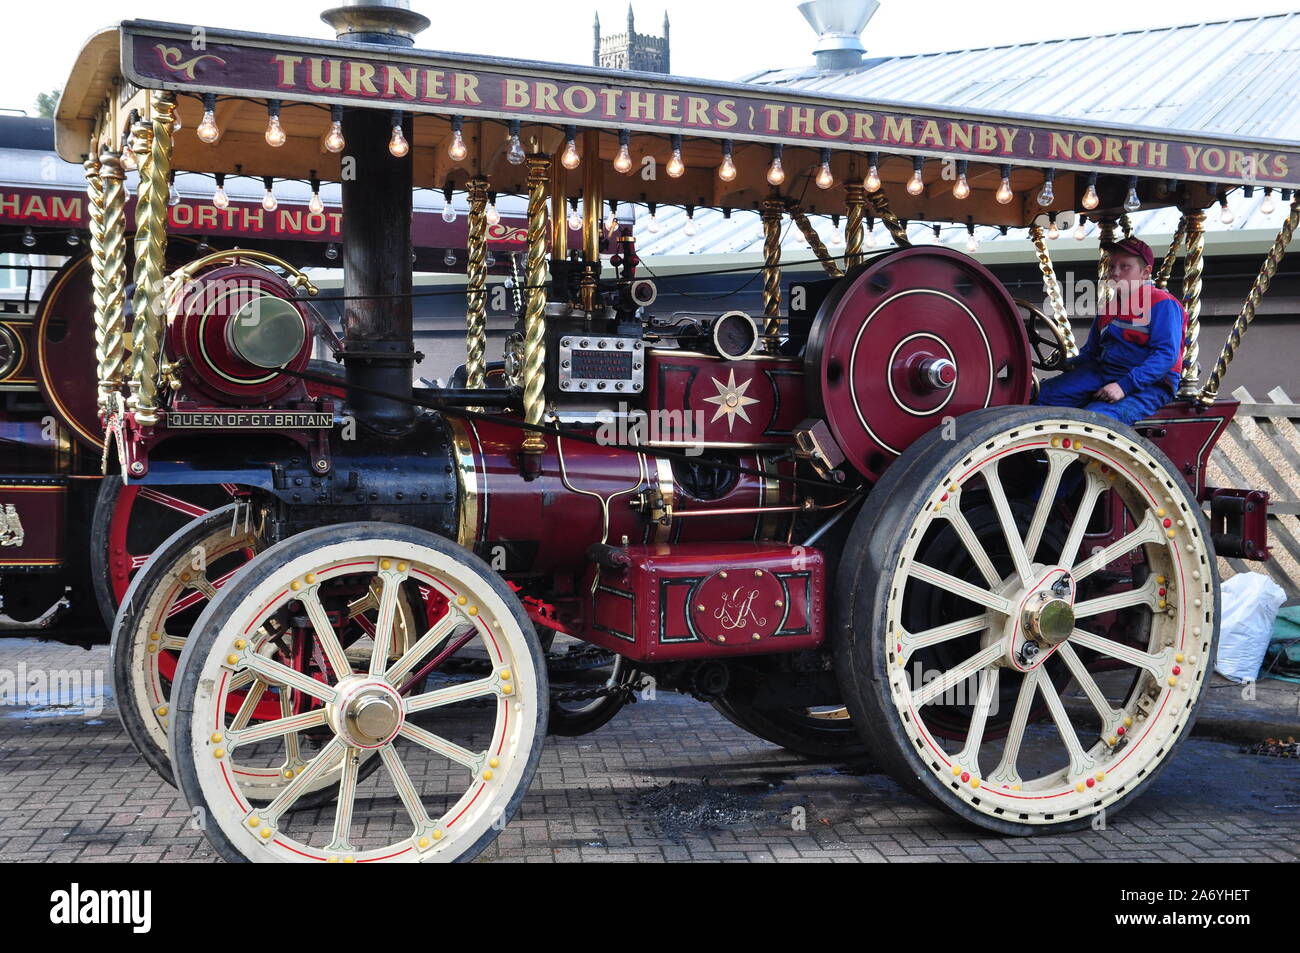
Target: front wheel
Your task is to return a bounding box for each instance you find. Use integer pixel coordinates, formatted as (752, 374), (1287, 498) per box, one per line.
(834, 407), (1218, 834)
(170, 523), (547, 862)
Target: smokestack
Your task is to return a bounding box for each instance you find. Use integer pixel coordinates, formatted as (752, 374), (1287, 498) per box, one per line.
(798, 0), (878, 71)
(321, 0), (430, 47)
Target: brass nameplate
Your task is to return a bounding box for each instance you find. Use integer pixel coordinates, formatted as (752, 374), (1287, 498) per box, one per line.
(167, 412), (334, 429)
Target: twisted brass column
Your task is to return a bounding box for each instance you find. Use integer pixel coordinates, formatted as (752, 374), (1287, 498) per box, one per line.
(844, 182), (867, 269)
(521, 156), (550, 454)
(464, 176), (489, 393)
(866, 190), (910, 247)
(1177, 210), (1206, 397)
(1199, 199), (1298, 403)
(84, 152), (108, 411)
(1095, 216), (1117, 308)
(761, 195), (784, 348)
(127, 92), (174, 426)
(789, 205), (843, 278)
(1156, 216), (1186, 289)
(1028, 223), (1078, 358)
(97, 150), (128, 414)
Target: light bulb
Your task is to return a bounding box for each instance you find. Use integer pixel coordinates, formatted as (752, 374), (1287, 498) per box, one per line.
(1047, 219), (1060, 240)
(1037, 180), (1054, 207)
(906, 168), (924, 195)
(648, 212), (661, 234)
(996, 176), (1013, 205)
(952, 173), (970, 200)
(486, 201), (501, 226)
(718, 149), (736, 183)
(167, 181), (180, 207)
(1082, 183), (1099, 210)
(324, 243), (339, 262)
(442, 198), (457, 223)
(684, 215), (698, 237)
(265, 115), (286, 148)
(21, 227), (35, 248)
(1123, 186), (1140, 212)
(767, 155), (785, 187)
(1073, 219), (1087, 240)
(865, 164), (881, 192)
(614, 142), (633, 174)
(448, 129), (468, 162)
(667, 148), (685, 178)
(965, 235), (979, 252)
(444, 249), (457, 267)
(1219, 200), (1235, 225)
(1261, 189), (1276, 215)
(309, 190), (324, 214)
(212, 184), (229, 210)
(816, 162), (834, 190)
(561, 137), (580, 171)
(567, 204), (582, 231)
(262, 186), (277, 212)
(506, 134), (525, 165)
(389, 123), (409, 158)
(196, 110), (219, 144)
(830, 226), (844, 246)
(324, 121), (345, 153)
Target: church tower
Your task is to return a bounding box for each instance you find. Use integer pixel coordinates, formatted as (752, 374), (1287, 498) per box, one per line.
(593, 5), (671, 73)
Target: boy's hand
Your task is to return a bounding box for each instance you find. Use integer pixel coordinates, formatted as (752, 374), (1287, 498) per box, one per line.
(1094, 382), (1125, 403)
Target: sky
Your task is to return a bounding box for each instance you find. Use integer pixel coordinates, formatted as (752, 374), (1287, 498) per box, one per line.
(2, 0), (1297, 113)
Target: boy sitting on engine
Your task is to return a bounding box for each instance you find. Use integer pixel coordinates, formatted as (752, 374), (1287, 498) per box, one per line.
(1035, 237), (1187, 425)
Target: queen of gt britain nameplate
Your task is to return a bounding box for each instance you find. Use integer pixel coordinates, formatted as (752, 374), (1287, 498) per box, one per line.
(166, 411), (334, 429)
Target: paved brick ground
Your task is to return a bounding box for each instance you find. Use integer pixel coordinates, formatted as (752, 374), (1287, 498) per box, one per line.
(2, 638), (1298, 863)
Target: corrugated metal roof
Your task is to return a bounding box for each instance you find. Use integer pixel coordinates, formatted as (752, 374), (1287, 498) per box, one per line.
(745, 13), (1300, 142)
(635, 13), (1299, 260)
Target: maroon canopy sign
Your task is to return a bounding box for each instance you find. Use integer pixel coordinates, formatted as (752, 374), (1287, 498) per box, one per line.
(121, 21), (1300, 188)
(0, 185), (524, 246)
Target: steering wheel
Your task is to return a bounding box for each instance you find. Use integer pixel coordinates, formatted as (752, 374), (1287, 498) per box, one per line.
(1015, 298), (1072, 372)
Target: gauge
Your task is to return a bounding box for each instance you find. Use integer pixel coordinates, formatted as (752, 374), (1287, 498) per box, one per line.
(0, 324), (20, 380)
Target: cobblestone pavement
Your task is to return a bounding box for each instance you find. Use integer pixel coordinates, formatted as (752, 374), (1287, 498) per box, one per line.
(2, 638), (1298, 863)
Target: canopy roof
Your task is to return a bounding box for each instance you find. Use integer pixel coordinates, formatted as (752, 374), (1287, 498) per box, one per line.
(54, 19), (1300, 228)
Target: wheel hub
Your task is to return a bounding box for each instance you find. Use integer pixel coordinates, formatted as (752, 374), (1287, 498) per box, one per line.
(329, 676), (404, 748)
(1000, 568), (1076, 669)
(1024, 594), (1075, 646)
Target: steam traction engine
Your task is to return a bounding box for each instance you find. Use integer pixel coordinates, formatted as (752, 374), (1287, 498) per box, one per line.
(55, 3), (1294, 861)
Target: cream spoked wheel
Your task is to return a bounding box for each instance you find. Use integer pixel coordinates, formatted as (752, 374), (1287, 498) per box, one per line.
(835, 407), (1219, 833)
(170, 523), (546, 863)
(113, 505), (415, 803)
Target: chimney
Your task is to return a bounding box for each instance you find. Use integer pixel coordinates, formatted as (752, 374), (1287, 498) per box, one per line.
(798, 0), (878, 71)
(321, 0), (430, 47)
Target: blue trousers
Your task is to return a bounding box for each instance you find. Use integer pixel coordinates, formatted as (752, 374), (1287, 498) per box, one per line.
(1034, 363), (1170, 425)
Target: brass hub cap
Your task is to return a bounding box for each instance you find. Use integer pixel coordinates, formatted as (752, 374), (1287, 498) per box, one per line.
(330, 677), (404, 749)
(1025, 594), (1075, 647)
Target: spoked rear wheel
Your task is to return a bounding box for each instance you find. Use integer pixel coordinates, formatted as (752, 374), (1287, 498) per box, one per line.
(171, 523), (546, 863)
(835, 407), (1218, 834)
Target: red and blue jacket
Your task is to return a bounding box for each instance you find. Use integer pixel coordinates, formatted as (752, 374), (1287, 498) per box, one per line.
(1066, 283), (1187, 395)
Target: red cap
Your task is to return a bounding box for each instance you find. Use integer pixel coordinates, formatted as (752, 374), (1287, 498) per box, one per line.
(1101, 236), (1155, 270)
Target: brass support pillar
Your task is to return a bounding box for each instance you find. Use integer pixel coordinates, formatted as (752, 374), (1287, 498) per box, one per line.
(867, 190), (910, 247)
(84, 152), (108, 411)
(1028, 224), (1078, 358)
(844, 182), (867, 269)
(1155, 216), (1186, 290)
(760, 195), (784, 348)
(1096, 216), (1117, 308)
(1177, 210), (1206, 398)
(549, 159), (568, 262)
(580, 129), (602, 311)
(97, 150), (128, 415)
(789, 205), (843, 278)
(127, 92), (175, 427)
(1199, 201), (1299, 403)
(464, 177), (489, 393)
(521, 156), (550, 454)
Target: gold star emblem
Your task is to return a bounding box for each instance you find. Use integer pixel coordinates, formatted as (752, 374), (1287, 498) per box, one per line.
(702, 370), (760, 433)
